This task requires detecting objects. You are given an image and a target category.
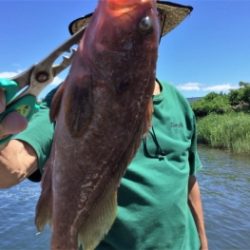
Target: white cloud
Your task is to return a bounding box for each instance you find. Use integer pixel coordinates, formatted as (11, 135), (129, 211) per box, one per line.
(0, 71), (22, 78)
(177, 82), (239, 93)
(177, 82), (202, 91)
(203, 84), (238, 92)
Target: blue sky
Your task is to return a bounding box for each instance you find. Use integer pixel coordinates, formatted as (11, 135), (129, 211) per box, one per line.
(0, 0), (249, 98)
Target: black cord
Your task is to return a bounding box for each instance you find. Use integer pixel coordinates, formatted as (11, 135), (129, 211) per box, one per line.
(143, 126), (167, 159)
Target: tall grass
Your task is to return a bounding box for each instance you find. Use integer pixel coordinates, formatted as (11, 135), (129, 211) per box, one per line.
(197, 112), (250, 154)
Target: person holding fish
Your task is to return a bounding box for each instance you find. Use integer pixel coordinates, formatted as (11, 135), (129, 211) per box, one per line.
(0, 1), (208, 249)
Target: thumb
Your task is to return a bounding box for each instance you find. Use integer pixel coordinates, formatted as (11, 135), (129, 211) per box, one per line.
(0, 112), (28, 138)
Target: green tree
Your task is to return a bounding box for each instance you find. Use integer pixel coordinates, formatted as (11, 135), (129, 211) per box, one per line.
(239, 81), (250, 87)
(192, 92), (232, 117)
(228, 81), (250, 112)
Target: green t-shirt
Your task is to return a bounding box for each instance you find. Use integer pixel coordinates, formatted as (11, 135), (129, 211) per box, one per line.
(96, 81), (201, 250)
(14, 81), (201, 249)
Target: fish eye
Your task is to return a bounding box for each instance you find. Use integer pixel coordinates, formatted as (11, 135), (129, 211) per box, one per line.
(139, 16), (153, 33)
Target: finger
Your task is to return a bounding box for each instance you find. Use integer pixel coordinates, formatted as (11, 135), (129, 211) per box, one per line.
(0, 112), (28, 138)
(0, 89), (6, 113)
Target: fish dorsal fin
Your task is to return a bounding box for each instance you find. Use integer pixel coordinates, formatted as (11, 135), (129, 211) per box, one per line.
(65, 76), (93, 138)
(50, 84), (65, 122)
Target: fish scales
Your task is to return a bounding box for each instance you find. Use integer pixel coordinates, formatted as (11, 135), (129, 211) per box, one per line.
(35, 0), (160, 249)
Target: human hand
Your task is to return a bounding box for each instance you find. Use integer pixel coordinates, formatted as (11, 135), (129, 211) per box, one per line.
(199, 234), (209, 250)
(0, 88), (28, 146)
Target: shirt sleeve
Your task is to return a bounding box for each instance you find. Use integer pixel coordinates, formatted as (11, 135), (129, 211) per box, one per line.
(189, 113), (202, 175)
(13, 99), (55, 176)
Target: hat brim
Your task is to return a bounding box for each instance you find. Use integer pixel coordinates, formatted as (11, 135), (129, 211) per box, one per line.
(68, 1), (193, 37)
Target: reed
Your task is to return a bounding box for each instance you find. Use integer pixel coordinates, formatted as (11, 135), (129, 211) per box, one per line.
(197, 112), (250, 153)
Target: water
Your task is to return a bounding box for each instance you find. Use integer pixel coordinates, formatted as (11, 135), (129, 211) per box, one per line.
(0, 181), (50, 250)
(0, 146), (249, 250)
(198, 146), (250, 250)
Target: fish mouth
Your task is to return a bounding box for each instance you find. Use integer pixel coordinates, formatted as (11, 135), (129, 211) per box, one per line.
(104, 0), (155, 17)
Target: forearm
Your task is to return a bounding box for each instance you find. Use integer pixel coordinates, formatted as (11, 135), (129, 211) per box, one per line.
(0, 140), (38, 188)
(188, 175), (208, 250)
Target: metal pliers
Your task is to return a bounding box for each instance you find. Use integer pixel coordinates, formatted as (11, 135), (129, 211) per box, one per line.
(0, 26), (86, 144)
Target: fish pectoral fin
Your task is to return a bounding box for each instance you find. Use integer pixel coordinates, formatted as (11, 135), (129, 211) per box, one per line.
(65, 76), (93, 137)
(35, 157), (53, 232)
(78, 186), (118, 250)
(50, 83), (65, 122)
(35, 198), (51, 232)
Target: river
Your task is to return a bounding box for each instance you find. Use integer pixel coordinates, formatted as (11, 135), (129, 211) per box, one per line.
(0, 146), (249, 250)
(198, 145), (250, 250)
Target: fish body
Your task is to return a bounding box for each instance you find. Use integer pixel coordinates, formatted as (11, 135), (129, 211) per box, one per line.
(35, 0), (160, 249)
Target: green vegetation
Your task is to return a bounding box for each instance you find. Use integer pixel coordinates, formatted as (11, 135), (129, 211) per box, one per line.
(191, 82), (250, 153)
(196, 113), (250, 153)
(228, 81), (250, 112)
(192, 92), (232, 117)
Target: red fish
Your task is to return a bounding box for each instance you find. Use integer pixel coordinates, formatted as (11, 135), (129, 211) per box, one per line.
(35, 0), (160, 249)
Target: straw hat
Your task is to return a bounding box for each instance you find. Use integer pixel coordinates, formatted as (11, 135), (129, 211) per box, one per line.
(68, 1), (193, 37)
